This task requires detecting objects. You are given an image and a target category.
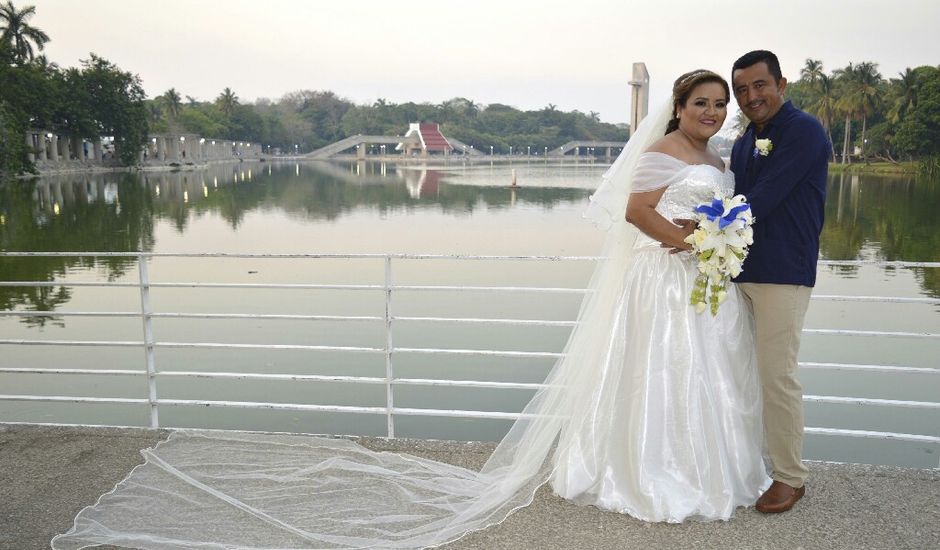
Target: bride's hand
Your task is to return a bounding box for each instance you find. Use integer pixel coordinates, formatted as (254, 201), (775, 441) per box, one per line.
(661, 218), (696, 254)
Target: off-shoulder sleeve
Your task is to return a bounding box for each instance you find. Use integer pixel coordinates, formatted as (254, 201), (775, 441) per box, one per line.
(630, 152), (688, 193)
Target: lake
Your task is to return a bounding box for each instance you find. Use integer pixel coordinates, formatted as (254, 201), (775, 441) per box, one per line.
(0, 160), (938, 468)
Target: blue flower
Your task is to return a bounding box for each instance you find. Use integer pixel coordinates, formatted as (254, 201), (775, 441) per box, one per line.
(694, 199), (751, 230)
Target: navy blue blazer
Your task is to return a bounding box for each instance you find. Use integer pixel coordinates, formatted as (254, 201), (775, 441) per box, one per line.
(731, 101), (829, 287)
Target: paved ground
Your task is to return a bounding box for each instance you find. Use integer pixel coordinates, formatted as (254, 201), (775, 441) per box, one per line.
(1, 424), (937, 550)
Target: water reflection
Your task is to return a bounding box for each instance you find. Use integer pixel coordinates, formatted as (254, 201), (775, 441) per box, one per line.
(821, 171), (940, 297)
(2, 162), (939, 316)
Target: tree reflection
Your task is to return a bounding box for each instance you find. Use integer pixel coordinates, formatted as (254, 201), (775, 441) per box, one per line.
(0, 173), (155, 325)
(820, 172), (940, 297)
(2, 163), (938, 322)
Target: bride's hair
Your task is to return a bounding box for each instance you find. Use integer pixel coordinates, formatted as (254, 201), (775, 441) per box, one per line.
(666, 70), (730, 134)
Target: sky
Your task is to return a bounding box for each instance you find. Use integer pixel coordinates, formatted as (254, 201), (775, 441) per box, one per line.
(26, 0), (940, 124)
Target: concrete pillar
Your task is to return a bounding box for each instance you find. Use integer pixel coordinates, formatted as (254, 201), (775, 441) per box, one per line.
(606, 147), (612, 160)
(157, 137), (166, 161)
(38, 135), (47, 161)
(72, 137), (83, 161)
(57, 135), (69, 160)
(629, 62), (650, 137)
(49, 135), (59, 162)
(574, 147), (580, 157)
(93, 139), (103, 161)
(25, 133), (35, 162)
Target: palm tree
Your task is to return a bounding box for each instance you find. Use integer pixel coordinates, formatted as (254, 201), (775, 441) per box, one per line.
(850, 62), (882, 160)
(835, 62), (882, 163)
(800, 58), (824, 85)
(806, 73), (838, 160)
(465, 100), (480, 117)
(216, 87), (238, 116)
(887, 68), (918, 123)
(731, 109), (750, 136)
(162, 88), (182, 119)
(0, 1), (49, 64)
(834, 63), (859, 164)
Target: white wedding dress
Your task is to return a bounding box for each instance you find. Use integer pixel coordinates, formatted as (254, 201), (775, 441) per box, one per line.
(52, 105), (769, 550)
(551, 151), (769, 521)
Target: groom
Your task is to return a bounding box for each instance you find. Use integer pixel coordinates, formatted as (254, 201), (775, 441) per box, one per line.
(729, 50), (829, 513)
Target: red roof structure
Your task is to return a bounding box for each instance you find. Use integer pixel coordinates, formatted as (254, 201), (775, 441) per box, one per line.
(398, 123), (453, 154)
(418, 123), (452, 152)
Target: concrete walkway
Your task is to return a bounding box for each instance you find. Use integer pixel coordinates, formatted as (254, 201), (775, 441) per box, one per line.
(1, 424), (937, 550)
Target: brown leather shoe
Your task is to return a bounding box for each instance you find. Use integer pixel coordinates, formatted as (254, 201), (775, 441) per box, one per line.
(756, 481), (805, 513)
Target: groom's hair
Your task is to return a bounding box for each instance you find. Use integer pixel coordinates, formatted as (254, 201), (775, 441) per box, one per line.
(732, 50), (783, 83)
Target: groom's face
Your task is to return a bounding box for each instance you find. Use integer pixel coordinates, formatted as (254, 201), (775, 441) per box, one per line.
(732, 62), (787, 131)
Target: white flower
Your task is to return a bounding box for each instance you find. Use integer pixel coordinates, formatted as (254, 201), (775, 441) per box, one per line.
(755, 138), (773, 157)
(685, 193), (756, 315)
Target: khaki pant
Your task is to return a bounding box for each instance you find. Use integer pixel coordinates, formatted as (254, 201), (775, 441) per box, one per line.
(738, 282), (812, 488)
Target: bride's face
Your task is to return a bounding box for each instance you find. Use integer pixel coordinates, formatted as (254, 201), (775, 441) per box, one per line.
(677, 82), (728, 141)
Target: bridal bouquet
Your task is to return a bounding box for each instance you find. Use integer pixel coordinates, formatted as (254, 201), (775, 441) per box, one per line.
(684, 194), (755, 315)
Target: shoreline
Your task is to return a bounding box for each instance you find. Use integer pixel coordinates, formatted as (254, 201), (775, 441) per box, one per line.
(14, 157), (268, 179)
(8, 157), (922, 180)
(828, 161), (917, 175)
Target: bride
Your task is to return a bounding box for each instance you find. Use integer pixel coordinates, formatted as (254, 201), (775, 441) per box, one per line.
(53, 70), (770, 550)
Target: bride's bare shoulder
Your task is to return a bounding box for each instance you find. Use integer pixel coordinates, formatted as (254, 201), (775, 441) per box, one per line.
(644, 134), (684, 161)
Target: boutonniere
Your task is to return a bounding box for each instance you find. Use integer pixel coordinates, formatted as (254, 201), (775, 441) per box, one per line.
(753, 138), (773, 158)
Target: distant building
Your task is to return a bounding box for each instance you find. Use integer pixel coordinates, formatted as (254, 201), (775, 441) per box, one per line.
(397, 123), (453, 156)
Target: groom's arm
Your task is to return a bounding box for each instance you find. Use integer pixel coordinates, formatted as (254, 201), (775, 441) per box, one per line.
(744, 117), (827, 221)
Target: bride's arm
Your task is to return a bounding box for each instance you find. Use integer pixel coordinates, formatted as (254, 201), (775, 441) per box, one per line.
(625, 189), (694, 250)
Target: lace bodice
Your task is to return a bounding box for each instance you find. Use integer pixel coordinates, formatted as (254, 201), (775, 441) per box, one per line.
(631, 152), (734, 248)
(656, 164), (733, 219)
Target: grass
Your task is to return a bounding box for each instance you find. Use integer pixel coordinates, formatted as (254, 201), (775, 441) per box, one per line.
(828, 161), (917, 174)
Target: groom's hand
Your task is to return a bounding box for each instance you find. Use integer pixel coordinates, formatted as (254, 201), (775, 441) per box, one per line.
(662, 218), (696, 254)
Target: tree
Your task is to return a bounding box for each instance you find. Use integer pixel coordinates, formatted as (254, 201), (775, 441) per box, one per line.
(806, 73), (838, 160)
(0, 1), (48, 65)
(887, 68), (919, 123)
(731, 109), (749, 136)
(835, 62), (882, 162)
(852, 61), (883, 160)
(800, 58), (824, 85)
(79, 54), (149, 165)
(894, 67), (940, 158)
(161, 88), (181, 119)
(216, 87), (238, 116)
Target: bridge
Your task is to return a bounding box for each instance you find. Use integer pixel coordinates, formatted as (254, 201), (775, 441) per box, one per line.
(306, 134), (625, 160)
(305, 134), (420, 160)
(549, 140), (627, 158)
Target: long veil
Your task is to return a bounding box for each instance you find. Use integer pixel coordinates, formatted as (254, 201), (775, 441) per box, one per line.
(51, 102), (674, 550)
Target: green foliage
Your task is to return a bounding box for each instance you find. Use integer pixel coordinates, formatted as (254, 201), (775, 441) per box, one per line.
(894, 67), (940, 158)
(77, 54), (149, 165)
(788, 59), (940, 165)
(156, 89), (628, 156)
(0, 1), (48, 65)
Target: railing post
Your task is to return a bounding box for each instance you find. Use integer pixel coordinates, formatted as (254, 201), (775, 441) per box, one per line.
(384, 255), (394, 438)
(138, 253), (159, 428)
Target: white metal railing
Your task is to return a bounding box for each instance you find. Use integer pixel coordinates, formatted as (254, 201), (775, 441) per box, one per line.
(1, 252), (938, 456)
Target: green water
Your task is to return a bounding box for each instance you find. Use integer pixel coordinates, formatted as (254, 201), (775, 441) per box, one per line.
(0, 161), (937, 468)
